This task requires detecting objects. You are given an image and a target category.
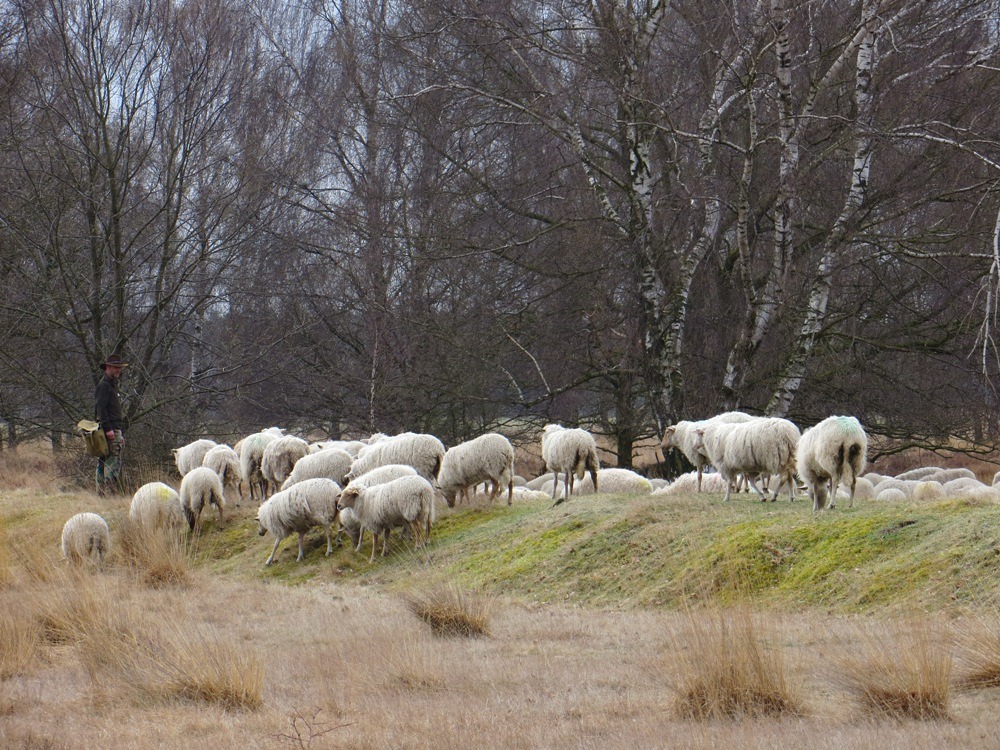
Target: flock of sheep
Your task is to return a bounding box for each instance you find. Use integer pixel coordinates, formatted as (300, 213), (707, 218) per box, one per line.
(58, 411), (1000, 568)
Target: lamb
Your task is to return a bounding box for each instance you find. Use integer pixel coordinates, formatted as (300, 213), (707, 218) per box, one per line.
(240, 430), (281, 503)
(336, 475), (436, 562)
(661, 412), (755, 492)
(129, 482), (185, 531)
(61, 512), (110, 566)
(541, 424), (600, 504)
(261, 435), (310, 496)
(795, 415), (868, 511)
(692, 417), (800, 503)
(202, 444), (243, 506)
(255, 478), (342, 565)
(281, 448), (353, 490)
(344, 432), (445, 483)
(179, 466), (227, 531)
(438, 433), (515, 507)
(173, 438), (218, 476)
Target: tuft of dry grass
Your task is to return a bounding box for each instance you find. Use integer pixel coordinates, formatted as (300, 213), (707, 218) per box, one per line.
(0, 521), (12, 589)
(11, 536), (58, 584)
(108, 621), (265, 710)
(832, 618), (952, 720)
(35, 573), (127, 647)
(0, 602), (43, 678)
(670, 607), (801, 720)
(953, 613), (1000, 689)
(403, 583), (495, 637)
(115, 516), (191, 588)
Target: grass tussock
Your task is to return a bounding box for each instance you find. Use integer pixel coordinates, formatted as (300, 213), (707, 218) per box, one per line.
(0, 521), (12, 589)
(10, 536), (58, 585)
(833, 618), (952, 720)
(953, 613), (1000, 689)
(404, 583), (495, 637)
(115, 516), (191, 588)
(0, 445), (60, 491)
(670, 607), (801, 720)
(36, 574), (128, 647)
(0, 603), (43, 678)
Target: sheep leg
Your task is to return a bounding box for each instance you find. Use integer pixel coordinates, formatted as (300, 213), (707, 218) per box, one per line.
(369, 531), (379, 562)
(487, 480), (500, 505)
(409, 519), (423, 549)
(697, 467), (703, 493)
(722, 473), (733, 503)
(381, 529), (390, 557)
(827, 477), (837, 509)
(297, 531), (307, 561)
(744, 474), (769, 502)
(507, 479), (514, 506)
(265, 537), (282, 566)
(324, 525), (333, 556)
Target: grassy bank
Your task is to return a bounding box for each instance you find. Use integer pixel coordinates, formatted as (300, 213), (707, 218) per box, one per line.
(7, 484), (1000, 614)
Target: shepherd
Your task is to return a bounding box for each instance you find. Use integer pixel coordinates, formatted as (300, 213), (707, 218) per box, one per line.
(95, 352), (129, 496)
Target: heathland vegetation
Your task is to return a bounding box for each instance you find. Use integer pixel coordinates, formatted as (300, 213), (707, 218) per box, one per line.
(5, 450), (1000, 748)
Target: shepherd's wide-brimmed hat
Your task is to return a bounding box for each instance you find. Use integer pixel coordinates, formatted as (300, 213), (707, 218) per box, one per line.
(100, 353), (129, 369)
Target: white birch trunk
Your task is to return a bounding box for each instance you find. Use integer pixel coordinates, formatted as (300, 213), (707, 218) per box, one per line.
(768, 0), (879, 417)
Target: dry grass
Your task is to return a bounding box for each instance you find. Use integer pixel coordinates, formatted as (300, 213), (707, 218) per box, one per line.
(115, 516), (191, 588)
(0, 603), (43, 678)
(670, 606), (802, 720)
(832, 618), (952, 720)
(403, 583), (495, 637)
(953, 612), (1000, 689)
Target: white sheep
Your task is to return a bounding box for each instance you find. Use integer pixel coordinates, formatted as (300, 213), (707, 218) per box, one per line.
(796, 415), (868, 511)
(876, 487), (907, 502)
(261, 435), (310, 496)
(281, 448), (354, 490)
(652, 471), (730, 496)
(438, 433), (515, 507)
(926, 467), (977, 483)
(336, 475), (436, 562)
(661, 412), (755, 492)
(173, 438), (218, 477)
(541, 424), (600, 503)
(239, 430), (281, 503)
(310, 439), (367, 457)
(179, 466), (227, 532)
(61, 512), (110, 567)
(912, 481), (945, 502)
(572, 468), (652, 496)
(692, 417), (799, 503)
(202, 444), (243, 506)
(524, 472), (555, 491)
(896, 467), (941, 481)
(255, 478), (342, 565)
(129, 482), (185, 531)
(836, 475), (875, 502)
(337, 464), (421, 549)
(344, 432), (445, 483)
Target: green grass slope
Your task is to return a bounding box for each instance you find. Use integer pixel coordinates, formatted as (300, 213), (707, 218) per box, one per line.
(7, 486), (1000, 612)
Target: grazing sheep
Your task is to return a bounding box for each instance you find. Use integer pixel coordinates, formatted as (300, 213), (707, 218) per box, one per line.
(61, 512), (110, 567)
(652, 471), (729, 496)
(337, 464), (421, 549)
(345, 432), (445, 483)
(912, 481), (945, 502)
(438, 433), (515, 507)
(796, 415), (868, 511)
(261, 435), (310, 496)
(173, 438), (218, 477)
(508, 487), (553, 503)
(281, 448), (354, 490)
(661, 412), (755, 493)
(179, 466), (227, 531)
(240, 431), (281, 503)
(863, 472), (887, 486)
(310, 439), (367, 457)
(942, 477), (989, 495)
(692, 418), (800, 503)
(926, 467), (977, 483)
(524, 472), (555, 491)
(896, 467), (942, 481)
(255, 478), (342, 565)
(871, 478), (918, 497)
(837, 475), (875, 502)
(202, 444), (243, 506)
(129, 482), (185, 531)
(876, 487), (908, 502)
(336, 475), (436, 562)
(541, 424), (600, 504)
(572, 468), (652, 496)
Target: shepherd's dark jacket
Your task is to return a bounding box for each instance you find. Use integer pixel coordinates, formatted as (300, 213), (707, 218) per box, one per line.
(94, 374), (126, 433)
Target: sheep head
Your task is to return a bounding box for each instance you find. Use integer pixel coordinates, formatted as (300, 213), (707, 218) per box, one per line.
(337, 488), (360, 511)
